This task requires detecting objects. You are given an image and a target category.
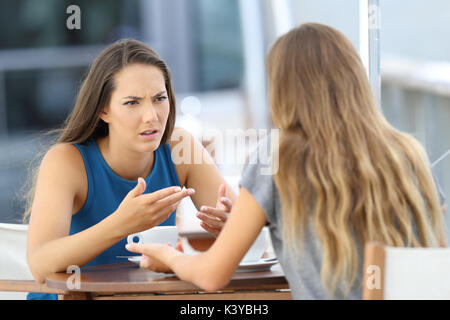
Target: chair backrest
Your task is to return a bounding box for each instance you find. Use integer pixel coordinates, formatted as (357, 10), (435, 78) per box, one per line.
(0, 223), (33, 299)
(363, 242), (450, 299)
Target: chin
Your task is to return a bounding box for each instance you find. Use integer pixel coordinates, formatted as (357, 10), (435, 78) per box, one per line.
(138, 139), (161, 152)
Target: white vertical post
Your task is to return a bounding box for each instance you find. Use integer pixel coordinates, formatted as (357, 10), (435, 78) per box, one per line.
(369, 0), (381, 107)
(239, 0), (268, 128)
(270, 0), (294, 37)
(359, 0), (370, 77)
(360, 0), (381, 108)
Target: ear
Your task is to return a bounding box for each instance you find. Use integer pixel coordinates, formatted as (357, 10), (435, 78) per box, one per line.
(100, 108), (110, 123)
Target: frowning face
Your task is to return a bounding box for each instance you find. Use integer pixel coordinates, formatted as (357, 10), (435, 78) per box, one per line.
(101, 63), (170, 153)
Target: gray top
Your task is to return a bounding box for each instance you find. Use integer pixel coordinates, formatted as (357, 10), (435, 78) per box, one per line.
(239, 136), (446, 300)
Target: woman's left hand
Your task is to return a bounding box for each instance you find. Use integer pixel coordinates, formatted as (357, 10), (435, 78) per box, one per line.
(196, 183), (232, 237)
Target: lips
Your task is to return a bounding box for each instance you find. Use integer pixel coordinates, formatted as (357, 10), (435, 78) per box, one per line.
(140, 129), (158, 135)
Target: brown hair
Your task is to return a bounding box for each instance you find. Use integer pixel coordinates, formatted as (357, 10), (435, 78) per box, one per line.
(22, 39), (176, 221)
(267, 23), (444, 296)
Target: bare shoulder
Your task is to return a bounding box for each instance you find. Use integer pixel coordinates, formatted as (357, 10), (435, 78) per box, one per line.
(39, 143), (85, 194)
(168, 127), (211, 189)
(27, 144), (87, 263)
(42, 143), (84, 172)
(168, 127), (218, 188)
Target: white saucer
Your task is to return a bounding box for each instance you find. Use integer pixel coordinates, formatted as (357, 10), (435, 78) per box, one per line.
(127, 256), (141, 265)
(236, 258), (279, 273)
(123, 256), (278, 272)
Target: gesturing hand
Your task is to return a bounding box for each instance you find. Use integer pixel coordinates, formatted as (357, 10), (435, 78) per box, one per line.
(114, 177), (195, 237)
(196, 183), (232, 237)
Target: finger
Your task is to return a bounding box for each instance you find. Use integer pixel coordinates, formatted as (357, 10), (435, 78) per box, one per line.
(152, 200), (181, 223)
(128, 177), (146, 198)
(125, 243), (145, 254)
(153, 188), (195, 211)
(219, 197), (232, 212)
(140, 254), (164, 271)
(153, 199), (183, 222)
(140, 186), (183, 203)
(140, 255), (151, 268)
(216, 183), (226, 205)
(199, 206), (228, 221)
(176, 240), (184, 253)
(197, 212), (225, 229)
(200, 222), (220, 238)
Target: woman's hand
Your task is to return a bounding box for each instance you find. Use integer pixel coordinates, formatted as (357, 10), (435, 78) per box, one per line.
(196, 183), (232, 237)
(113, 178), (195, 237)
(125, 242), (181, 273)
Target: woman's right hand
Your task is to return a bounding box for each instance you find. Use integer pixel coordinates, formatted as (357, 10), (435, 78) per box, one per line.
(113, 177), (194, 236)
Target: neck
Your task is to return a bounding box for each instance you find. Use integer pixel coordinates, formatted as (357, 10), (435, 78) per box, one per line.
(96, 136), (155, 181)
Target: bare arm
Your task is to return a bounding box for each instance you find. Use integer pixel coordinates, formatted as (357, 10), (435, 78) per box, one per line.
(27, 144), (119, 283)
(126, 187), (267, 291)
(27, 144), (192, 283)
(170, 128), (237, 235)
(171, 127), (237, 204)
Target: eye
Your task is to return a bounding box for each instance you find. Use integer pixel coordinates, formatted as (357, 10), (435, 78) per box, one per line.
(155, 96), (168, 102)
(124, 100), (138, 106)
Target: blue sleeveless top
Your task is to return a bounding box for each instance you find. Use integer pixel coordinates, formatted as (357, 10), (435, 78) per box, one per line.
(27, 138), (181, 300)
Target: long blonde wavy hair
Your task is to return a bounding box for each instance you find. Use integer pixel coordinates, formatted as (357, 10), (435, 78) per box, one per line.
(267, 23), (444, 296)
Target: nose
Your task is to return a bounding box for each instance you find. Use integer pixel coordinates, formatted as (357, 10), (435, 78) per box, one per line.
(142, 103), (158, 123)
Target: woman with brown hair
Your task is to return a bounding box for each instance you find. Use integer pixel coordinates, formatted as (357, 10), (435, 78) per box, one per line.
(25, 39), (235, 299)
(126, 23), (447, 299)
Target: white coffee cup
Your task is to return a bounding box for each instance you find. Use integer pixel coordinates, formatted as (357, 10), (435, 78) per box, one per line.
(241, 227), (269, 263)
(127, 226), (178, 247)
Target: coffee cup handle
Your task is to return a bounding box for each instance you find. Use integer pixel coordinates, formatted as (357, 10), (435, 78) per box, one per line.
(127, 233), (143, 244)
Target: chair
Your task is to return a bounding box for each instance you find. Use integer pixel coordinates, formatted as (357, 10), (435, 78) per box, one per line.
(0, 223), (61, 299)
(362, 241), (450, 299)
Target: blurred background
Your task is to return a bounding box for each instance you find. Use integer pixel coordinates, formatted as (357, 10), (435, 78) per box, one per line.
(0, 0), (448, 241)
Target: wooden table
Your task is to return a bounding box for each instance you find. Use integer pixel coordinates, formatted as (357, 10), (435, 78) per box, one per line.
(44, 262), (291, 300)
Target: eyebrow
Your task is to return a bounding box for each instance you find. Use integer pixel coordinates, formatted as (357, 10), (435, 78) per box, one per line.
(121, 91), (167, 101)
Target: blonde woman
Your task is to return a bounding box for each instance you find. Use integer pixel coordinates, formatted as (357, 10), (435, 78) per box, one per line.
(126, 24), (446, 299)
